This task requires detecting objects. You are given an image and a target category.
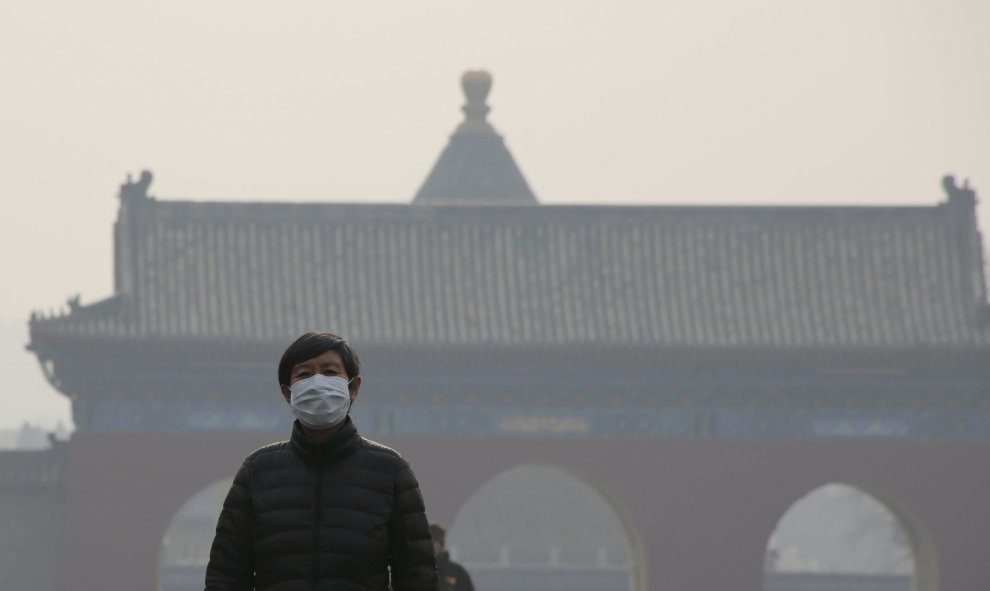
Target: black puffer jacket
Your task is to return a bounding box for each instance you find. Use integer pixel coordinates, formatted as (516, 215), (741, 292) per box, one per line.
(205, 418), (437, 591)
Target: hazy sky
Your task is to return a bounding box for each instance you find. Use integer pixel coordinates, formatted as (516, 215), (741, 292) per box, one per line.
(1, 0), (988, 429)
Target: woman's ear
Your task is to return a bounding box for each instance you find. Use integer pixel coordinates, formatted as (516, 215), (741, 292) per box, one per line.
(280, 384), (291, 404)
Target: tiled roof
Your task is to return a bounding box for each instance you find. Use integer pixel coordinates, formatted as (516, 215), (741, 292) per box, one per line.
(30, 189), (990, 349)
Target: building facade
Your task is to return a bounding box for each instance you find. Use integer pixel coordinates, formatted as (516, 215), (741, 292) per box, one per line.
(8, 71), (990, 591)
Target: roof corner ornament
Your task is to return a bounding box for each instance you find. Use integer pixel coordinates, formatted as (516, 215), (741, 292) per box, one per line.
(457, 69), (496, 134)
(942, 174), (978, 207)
(120, 170), (154, 201)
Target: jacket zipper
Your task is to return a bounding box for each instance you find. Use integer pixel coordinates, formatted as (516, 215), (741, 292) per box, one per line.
(312, 456), (323, 591)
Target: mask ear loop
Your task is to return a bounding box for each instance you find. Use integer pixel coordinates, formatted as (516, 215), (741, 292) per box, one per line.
(345, 376), (359, 414)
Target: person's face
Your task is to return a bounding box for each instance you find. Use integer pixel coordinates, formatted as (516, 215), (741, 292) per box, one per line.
(280, 349), (361, 404)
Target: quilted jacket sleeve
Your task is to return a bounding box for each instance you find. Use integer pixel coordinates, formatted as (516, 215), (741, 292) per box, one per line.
(205, 458), (255, 591)
(388, 458), (438, 591)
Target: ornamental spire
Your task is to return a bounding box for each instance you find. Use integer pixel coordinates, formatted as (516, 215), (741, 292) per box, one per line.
(412, 70), (538, 205)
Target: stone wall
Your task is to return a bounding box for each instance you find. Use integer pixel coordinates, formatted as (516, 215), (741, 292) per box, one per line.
(0, 446), (66, 591)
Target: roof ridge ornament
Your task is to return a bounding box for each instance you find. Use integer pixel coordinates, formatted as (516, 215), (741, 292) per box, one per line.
(120, 170), (154, 202)
(942, 174), (977, 207)
(456, 70), (497, 135)
(412, 70), (538, 205)
(942, 174), (988, 324)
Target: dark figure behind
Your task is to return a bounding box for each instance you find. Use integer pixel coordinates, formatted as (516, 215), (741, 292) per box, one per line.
(430, 523), (475, 591)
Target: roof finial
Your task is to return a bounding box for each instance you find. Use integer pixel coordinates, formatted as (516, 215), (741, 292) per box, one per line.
(412, 70), (538, 204)
(943, 174), (978, 208)
(120, 170), (154, 202)
(458, 70), (495, 134)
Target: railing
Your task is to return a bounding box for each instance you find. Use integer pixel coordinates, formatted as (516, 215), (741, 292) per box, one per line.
(157, 563), (911, 591)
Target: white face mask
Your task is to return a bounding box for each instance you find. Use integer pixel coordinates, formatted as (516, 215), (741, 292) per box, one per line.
(288, 374), (354, 430)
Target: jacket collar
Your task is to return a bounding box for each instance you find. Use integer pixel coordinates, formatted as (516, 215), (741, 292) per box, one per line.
(290, 417), (360, 463)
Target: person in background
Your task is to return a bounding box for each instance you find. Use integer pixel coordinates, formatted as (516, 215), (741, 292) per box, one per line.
(429, 523), (475, 591)
(205, 331), (437, 591)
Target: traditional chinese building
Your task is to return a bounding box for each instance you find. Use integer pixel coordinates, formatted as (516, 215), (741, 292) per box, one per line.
(9, 71), (990, 591)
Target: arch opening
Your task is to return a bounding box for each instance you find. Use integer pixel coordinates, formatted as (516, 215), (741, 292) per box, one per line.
(446, 463), (644, 591)
(157, 477), (233, 591)
(764, 482), (935, 591)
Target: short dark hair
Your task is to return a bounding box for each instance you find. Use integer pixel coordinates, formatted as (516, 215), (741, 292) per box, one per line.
(429, 523), (445, 546)
(277, 332), (361, 387)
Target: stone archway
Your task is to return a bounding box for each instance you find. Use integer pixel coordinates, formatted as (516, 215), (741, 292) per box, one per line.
(764, 481), (937, 591)
(157, 477), (234, 591)
(444, 463), (647, 591)
(62, 432), (990, 591)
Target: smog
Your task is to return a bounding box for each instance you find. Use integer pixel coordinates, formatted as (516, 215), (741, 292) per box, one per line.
(2, 2), (989, 590)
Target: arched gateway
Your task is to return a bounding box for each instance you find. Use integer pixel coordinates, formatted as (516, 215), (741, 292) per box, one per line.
(17, 73), (990, 591)
(59, 427), (989, 591)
